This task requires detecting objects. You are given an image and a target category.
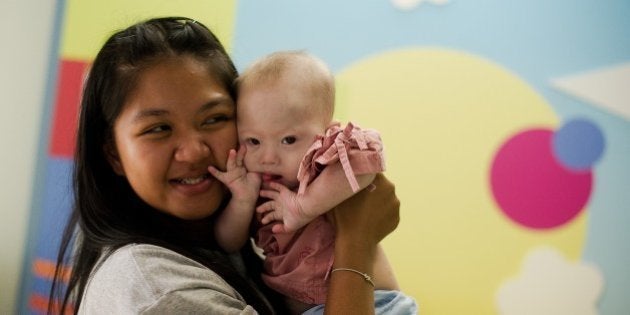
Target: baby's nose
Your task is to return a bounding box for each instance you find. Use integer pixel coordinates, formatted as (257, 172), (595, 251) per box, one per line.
(259, 146), (279, 165)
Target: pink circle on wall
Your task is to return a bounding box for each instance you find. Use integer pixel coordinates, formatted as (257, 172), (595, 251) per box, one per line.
(490, 129), (592, 229)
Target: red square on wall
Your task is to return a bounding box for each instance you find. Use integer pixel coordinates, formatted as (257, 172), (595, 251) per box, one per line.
(49, 59), (89, 159)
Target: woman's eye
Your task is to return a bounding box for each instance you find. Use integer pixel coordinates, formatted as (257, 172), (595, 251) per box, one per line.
(203, 115), (229, 125)
(282, 136), (296, 145)
(144, 125), (170, 134)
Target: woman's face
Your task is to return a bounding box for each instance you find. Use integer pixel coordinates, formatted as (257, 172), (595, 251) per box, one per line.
(108, 56), (237, 220)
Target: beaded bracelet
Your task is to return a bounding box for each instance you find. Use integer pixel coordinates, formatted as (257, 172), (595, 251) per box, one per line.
(331, 268), (375, 287)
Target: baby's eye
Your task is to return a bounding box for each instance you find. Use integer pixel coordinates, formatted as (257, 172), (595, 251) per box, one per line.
(246, 138), (260, 146)
(282, 136), (297, 145)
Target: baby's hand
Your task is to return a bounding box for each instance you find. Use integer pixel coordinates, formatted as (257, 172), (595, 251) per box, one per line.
(208, 145), (260, 206)
(257, 182), (317, 233)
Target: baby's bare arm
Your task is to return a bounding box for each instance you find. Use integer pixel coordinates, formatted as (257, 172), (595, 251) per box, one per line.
(209, 147), (260, 252)
(214, 199), (256, 252)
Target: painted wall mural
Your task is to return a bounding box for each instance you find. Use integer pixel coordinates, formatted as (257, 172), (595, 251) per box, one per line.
(19, 1), (630, 314)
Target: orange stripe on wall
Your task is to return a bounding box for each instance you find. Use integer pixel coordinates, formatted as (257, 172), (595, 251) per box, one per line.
(28, 293), (48, 312)
(32, 258), (71, 282)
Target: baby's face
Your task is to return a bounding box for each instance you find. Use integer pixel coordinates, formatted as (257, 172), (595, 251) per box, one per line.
(237, 81), (328, 189)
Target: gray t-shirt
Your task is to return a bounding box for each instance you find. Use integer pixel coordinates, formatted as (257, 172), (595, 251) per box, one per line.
(79, 243), (258, 314)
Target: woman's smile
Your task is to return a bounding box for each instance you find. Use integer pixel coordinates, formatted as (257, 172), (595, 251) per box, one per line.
(171, 173), (214, 195)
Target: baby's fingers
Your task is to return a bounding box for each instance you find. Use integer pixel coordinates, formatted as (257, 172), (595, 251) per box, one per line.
(266, 181), (289, 193)
(260, 210), (281, 225)
(208, 166), (226, 183)
(235, 145), (246, 167)
(256, 200), (275, 214)
(225, 149), (238, 170)
(259, 189), (280, 200)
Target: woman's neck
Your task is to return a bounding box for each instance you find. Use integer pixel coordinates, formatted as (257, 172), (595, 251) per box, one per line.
(146, 209), (217, 248)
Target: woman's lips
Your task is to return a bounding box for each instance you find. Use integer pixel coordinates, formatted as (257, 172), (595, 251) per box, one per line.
(175, 174), (210, 185)
(170, 174), (213, 195)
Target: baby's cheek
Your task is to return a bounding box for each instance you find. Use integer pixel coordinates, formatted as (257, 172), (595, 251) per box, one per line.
(242, 153), (257, 171)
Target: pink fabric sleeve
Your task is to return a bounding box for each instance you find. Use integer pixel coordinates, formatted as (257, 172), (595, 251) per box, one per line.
(296, 122), (386, 195)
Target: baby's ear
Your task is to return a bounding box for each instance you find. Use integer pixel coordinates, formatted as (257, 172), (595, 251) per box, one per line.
(104, 141), (125, 176)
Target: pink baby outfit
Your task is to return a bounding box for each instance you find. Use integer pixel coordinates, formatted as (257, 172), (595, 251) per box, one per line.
(255, 122), (386, 305)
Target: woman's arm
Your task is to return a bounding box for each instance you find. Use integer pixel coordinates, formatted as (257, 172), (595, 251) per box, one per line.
(324, 173), (400, 314)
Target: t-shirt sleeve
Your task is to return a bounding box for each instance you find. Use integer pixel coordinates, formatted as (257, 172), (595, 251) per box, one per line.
(79, 244), (259, 315)
(142, 287), (258, 314)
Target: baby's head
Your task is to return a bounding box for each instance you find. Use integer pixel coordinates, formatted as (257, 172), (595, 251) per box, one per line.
(236, 51), (335, 188)
(237, 51), (335, 126)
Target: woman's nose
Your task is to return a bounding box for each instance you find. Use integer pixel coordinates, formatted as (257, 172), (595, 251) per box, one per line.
(174, 135), (210, 163)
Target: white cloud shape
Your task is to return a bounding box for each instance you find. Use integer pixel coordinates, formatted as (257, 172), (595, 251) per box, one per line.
(551, 62), (630, 121)
(391, 0), (450, 11)
(496, 247), (604, 315)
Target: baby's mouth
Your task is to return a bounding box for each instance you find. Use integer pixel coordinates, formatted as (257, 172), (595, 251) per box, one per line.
(261, 173), (282, 182)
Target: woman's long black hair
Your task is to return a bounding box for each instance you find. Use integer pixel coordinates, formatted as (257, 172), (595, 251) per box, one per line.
(48, 17), (281, 314)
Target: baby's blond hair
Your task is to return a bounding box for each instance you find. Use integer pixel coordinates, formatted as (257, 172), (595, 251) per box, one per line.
(236, 50), (335, 123)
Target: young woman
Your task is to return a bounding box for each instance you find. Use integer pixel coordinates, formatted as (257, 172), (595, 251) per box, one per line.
(49, 17), (400, 314)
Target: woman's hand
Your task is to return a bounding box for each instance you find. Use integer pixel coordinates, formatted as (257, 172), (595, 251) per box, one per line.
(329, 173), (400, 248)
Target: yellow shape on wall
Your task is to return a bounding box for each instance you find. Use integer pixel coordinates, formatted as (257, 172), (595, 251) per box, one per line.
(61, 0), (236, 60)
(335, 48), (587, 315)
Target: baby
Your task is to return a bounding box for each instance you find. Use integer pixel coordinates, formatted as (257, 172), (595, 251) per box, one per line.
(209, 51), (416, 314)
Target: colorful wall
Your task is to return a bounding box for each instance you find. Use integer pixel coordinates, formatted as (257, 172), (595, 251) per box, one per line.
(18, 1), (630, 314)
(0, 1), (57, 313)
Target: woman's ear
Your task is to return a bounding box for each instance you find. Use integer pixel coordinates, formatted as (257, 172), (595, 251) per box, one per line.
(104, 141), (125, 176)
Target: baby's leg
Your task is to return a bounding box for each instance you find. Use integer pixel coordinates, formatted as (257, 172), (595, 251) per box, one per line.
(373, 244), (400, 290)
